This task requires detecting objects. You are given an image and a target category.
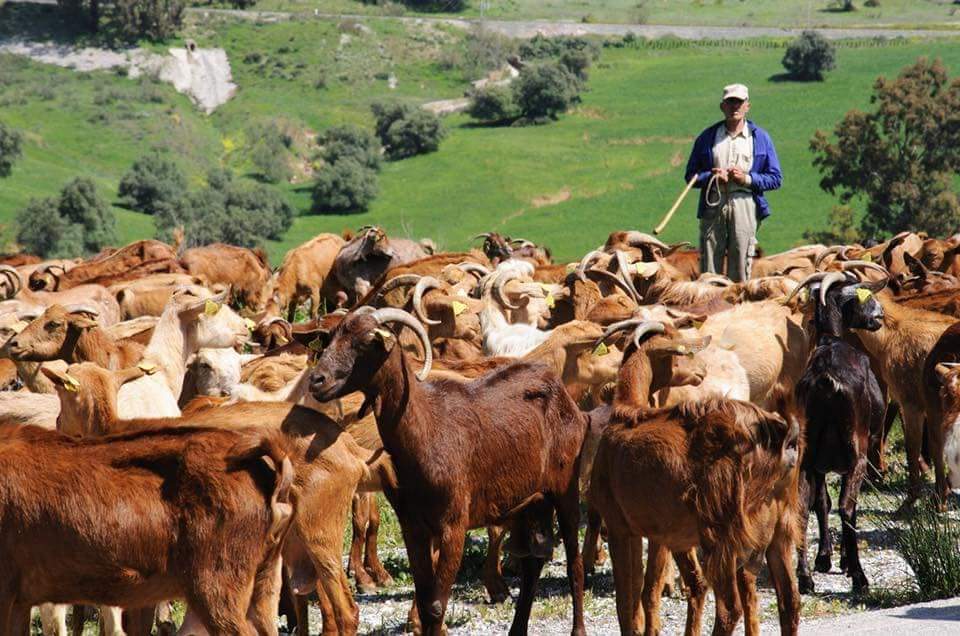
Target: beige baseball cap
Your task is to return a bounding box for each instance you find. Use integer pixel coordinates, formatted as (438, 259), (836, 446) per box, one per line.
(722, 83), (749, 101)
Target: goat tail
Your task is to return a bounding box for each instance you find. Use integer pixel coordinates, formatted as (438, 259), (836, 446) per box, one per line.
(228, 431), (297, 546)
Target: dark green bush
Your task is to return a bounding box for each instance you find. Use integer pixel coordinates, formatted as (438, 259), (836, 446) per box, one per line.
(0, 122), (23, 178)
(782, 30), (837, 81)
(16, 178), (117, 257)
(513, 62), (580, 121)
(311, 158), (379, 213)
(371, 101), (445, 160)
(248, 121), (293, 184)
(467, 85), (518, 122)
(118, 151), (188, 215)
(319, 125), (382, 170)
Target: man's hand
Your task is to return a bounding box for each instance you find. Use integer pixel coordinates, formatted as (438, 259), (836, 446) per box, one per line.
(711, 167), (729, 184)
(728, 166), (749, 186)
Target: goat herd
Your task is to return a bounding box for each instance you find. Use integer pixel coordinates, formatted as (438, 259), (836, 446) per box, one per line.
(1, 226), (958, 635)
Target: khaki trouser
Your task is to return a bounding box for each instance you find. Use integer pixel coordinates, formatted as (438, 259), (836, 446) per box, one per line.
(699, 190), (758, 282)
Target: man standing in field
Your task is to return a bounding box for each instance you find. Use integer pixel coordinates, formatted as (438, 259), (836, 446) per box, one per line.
(684, 83), (782, 281)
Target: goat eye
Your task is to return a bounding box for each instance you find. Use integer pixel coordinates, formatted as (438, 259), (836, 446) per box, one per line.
(46, 321), (63, 330)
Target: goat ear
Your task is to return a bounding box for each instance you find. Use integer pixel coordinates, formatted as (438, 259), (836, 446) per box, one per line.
(114, 366), (148, 386)
(41, 365), (70, 387)
(670, 364), (704, 388)
(658, 335), (712, 357)
(936, 362), (960, 386)
(904, 252), (928, 278)
(291, 328), (330, 349)
(67, 313), (98, 330)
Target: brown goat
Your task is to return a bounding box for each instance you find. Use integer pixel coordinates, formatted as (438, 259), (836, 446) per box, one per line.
(28, 240), (182, 292)
(264, 233), (346, 320)
(6, 304), (144, 369)
(588, 320), (801, 636)
(181, 243), (273, 311)
(308, 308), (587, 635)
(44, 362), (377, 635)
(0, 422), (295, 635)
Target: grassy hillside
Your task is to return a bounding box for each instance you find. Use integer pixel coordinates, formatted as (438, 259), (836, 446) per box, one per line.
(231, 0), (960, 30)
(2, 5), (960, 263)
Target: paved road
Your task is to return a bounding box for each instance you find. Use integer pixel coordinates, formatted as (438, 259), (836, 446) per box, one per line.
(762, 597), (960, 635)
(184, 7), (960, 40)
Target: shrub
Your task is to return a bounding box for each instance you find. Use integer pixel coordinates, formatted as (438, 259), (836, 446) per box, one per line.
(118, 151), (188, 215)
(319, 125), (382, 170)
(371, 102), (445, 160)
(467, 85), (518, 123)
(0, 122), (23, 178)
(512, 62), (580, 121)
(112, 0), (184, 41)
(248, 121), (293, 184)
(782, 30), (837, 81)
(311, 158), (379, 213)
(519, 35), (600, 64)
(394, 0), (465, 11)
(15, 178), (117, 257)
(801, 205), (861, 245)
(154, 170), (293, 248)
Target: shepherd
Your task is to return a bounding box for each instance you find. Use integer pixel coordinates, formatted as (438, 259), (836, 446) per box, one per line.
(684, 83), (782, 282)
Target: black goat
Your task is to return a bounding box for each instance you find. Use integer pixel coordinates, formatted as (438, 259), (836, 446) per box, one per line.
(788, 263), (887, 593)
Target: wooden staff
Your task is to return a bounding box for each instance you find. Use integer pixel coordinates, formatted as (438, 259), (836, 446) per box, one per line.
(653, 174), (699, 235)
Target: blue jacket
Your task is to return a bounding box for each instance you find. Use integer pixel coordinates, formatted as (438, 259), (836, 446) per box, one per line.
(684, 120), (782, 220)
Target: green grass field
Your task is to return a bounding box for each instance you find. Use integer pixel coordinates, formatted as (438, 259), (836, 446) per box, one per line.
(3, 4), (960, 263)
(218, 0), (960, 30)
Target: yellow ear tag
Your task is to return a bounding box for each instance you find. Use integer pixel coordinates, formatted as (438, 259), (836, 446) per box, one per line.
(307, 336), (323, 351)
(138, 362), (158, 375)
(798, 288), (809, 304)
(276, 335), (290, 345)
(634, 262), (647, 275)
(451, 300), (468, 317)
(675, 344), (687, 354)
(204, 300), (220, 316)
(692, 319), (705, 329)
(244, 318), (256, 331)
(545, 292), (556, 309)
(593, 342), (609, 357)
(373, 328), (392, 341)
(863, 252), (873, 262)
(856, 288), (873, 304)
(63, 373), (81, 392)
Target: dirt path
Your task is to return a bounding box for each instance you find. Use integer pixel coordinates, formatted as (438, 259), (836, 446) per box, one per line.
(795, 597), (960, 635)
(184, 5), (960, 40)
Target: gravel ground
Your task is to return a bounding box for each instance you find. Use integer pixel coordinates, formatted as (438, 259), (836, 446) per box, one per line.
(301, 484), (920, 635)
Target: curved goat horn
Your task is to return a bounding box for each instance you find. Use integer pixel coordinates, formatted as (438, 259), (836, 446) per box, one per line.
(473, 233), (493, 241)
(0, 265), (21, 299)
(454, 262), (491, 278)
(493, 270), (522, 310)
(819, 271), (852, 305)
(582, 268), (641, 301)
(622, 231), (670, 251)
(598, 319), (666, 351)
(782, 271), (832, 304)
(370, 308), (432, 381)
(376, 275), (423, 302)
(576, 250), (606, 282)
(613, 250), (642, 304)
(842, 260), (890, 293)
(412, 276), (443, 326)
(813, 245), (848, 269)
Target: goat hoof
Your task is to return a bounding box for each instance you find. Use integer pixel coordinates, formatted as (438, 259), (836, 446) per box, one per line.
(798, 574), (815, 594)
(371, 568), (394, 587)
(851, 572), (869, 594)
(814, 554), (832, 573)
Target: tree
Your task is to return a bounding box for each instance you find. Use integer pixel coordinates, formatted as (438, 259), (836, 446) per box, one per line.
(112, 0), (184, 41)
(513, 62), (580, 121)
(467, 85), (518, 123)
(319, 125), (382, 170)
(311, 158), (379, 213)
(782, 31), (836, 81)
(0, 122), (23, 178)
(370, 101), (445, 160)
(810, 57), (960, 239)
(248, 121), (292, 184)
(15, 178), (116, 257)
(154, 169), (293, 248)
(118, 151), (188, 215)
(802, 205), (862, 245)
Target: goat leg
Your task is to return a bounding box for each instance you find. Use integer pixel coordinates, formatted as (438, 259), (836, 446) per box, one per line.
(795, 470), (817, 593)
(737, 568), (760, 636)
(363, 495), (394, 587)
(642, 541), (671, 636)
(509, 556), (547, 636)
(674, 549), (706, 636)
(812, 473), (832, 574)
(482, 525), (511, 603)
(581, 508), (603, 579)
(710, 557), (744, 636)
(554, 490), (586, 636)
(839, 463), (869, 593)
(765, 522), (801, 636)
(349, 493), (378, 594)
